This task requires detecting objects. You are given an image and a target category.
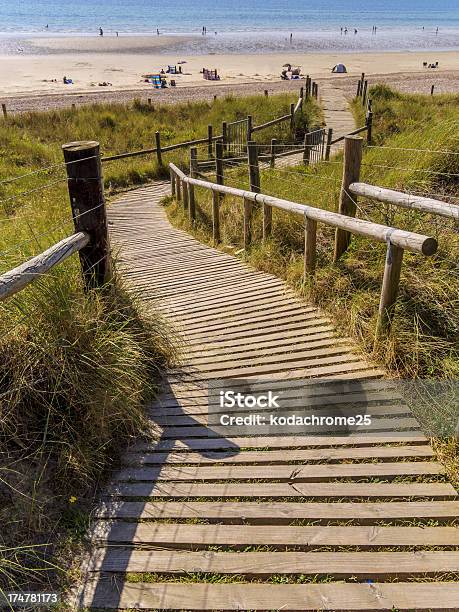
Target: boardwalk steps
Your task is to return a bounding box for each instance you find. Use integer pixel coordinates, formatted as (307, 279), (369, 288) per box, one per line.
(76, 182), (459, 610)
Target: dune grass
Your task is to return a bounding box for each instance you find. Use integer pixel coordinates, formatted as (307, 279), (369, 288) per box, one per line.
(0, 91), (317, 596)
(165, 87), (459, 381)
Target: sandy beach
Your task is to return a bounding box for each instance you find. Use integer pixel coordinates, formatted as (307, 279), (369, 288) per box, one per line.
(0, 34), (458, 97)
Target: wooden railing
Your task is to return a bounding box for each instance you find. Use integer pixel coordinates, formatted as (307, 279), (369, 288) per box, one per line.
(169, 135), (442, 338)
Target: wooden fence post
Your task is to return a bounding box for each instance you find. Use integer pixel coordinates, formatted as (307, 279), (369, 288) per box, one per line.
(300, 86), (304, 100)
(290, 103), (295, 132)
(375, 243), (404, 337)
(212, 190), (220, 243)
(176, 172), (182, 201)
(431, 84), (435, 95)
(304, 214), (317, 278)
(325, 127), (333, 161)
(155, 131), (162, 166)
(303, 131), (312, 166)
(366, 108), (373, 145)
(62, 140), (111, 289)
(247, 140), (260, 193)
(247, 115), (253, 143)
(170, 169), (176, 197)
(183, 179), (189, 209)
(1, 103), (7, 118)
(334, 136), (363, 261)
(207, 124), (213, 159)
(189, 147), (197, 221)
(148, 98), (152, 105)
(243, 197), (252, 250)
(222, 121), (228, 155)
(357, 80), (362, 97)
(264, 89), (269, 97)
(362, 80), (368, 106)
(216, 140), (224, 186)
(306, 76), (311, 97)
(270, 138), (277, 168)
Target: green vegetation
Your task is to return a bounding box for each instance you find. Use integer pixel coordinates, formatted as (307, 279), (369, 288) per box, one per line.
(0, 92), (316, 596)
(166, 87), (459, 381)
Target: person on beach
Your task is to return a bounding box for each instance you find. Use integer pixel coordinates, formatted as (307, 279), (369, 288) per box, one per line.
(340, 27), (343, 35)
(354, 28), (357, 35)
(344, 27), (348, 35)
(157, 28), (160, 35)
(290, 33), (293, 44)
(99, 27), (103, 36)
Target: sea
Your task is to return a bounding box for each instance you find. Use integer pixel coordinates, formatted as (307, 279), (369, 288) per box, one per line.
(0, 0), (458, 54)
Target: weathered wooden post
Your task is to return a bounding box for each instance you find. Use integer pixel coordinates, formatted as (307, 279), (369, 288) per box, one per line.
(1, 103), (7, 118)
(325, 127), (333, 161)
(264, 89), (269, 97)
(222, 121), (228, 155)
(216, 140), (224, 187)
(375, 243), (404, 337)
(62, 140), (111, 289)
(189, 147), (197, 221)
(303, 131), (312, 166)
(366, 106), (373, 145)
(176, 171), (182, 201)
(431, 84), (435, 95)
(305, 75), (311, 97)
(290, 103), (295, 132)
(270, 138), (277, 168)
(304, 214), (317, 278)
(362, 80), (368, 105)
(334, 136), (363, 261)
(207, 124), (213, 159)
(182, 179), (189, 210)
(300, 86), (304, 100)
(247, 140), (260, 193)
(357, 80), (362, 97)
(247, 115), (253, 143)
(212, 190), (220, 244)
(155, 131), (163, 166)
(170, 168), (176, 197)
(243, 197), (252, 250)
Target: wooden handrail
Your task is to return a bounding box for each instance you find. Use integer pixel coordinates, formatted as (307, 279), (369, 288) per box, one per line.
(350, 182), (459, 220)
(0, 232), (89, 301)
(102, 91), (304, 162)
(170, 160), (438, 336)
(170, 164), (437, 256)
(330, 126), (368, 146)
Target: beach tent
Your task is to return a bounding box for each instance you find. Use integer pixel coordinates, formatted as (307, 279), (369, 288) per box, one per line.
(332, 63), (347, 73)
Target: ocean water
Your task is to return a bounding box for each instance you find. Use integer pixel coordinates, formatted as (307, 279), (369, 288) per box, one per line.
(0, 0), (458, 53)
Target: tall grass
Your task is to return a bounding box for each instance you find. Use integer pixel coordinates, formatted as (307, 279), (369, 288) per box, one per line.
(166, 88), (459, 380)
(0, 92), (318, 594)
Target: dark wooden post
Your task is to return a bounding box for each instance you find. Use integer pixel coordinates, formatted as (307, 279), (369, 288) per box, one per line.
(431, 84), (435, 95)
(1, 103), (7, 118)
(306, 75), (311, 97)
(243, 197), (252, 249)
(357, 80), (362, 97)
(213, 94), (217, 101)
(189, 147), (197, 221)
(290, 103), (295, 132)
(155, 131), (162, 166)
(216, 141), (224, 186)
(247, 140), (260, 193)
(183, 179), (189, 210)
(264, 89), (269, 97)
(270, 138), (277, 168)
(71, 103), (76, 110)
(212, 191), (220, 243)
(375, 243), (404, 337)
(304, 214), (317, 278)
(300, 86), (304, 100)
(147, 98), (152, 105)
(362, 80), (368, 106)
(207, 124), (213, 159)
(247, 115), (253, 143)
(170, 168), (176, 197)
(334, 136), (363, 261)
(176, 172), (182, 201)
(222, 121), (228, 155)
(325, 127), (333, 161)
(366, 109), (373, 145)
(303, 131), (312, 165)
(62, 140), (111, 289)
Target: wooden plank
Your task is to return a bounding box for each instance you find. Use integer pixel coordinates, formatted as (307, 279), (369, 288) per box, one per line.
(95, 500), (459, 523)
(128, 433), (429, 453)
(147, 418), (421, 439)
(148, 405), (408, 424)
(90, 549), (459, 577)
(122, 445), (434, 466)
(105, 481), (457, 499)
(113, 461), (443, 483)
(97, 523), (459, 548)
(78, 580), (459, 610)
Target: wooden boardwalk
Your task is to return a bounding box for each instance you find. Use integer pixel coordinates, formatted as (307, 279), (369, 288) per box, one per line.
(77, 182), (459, 610)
